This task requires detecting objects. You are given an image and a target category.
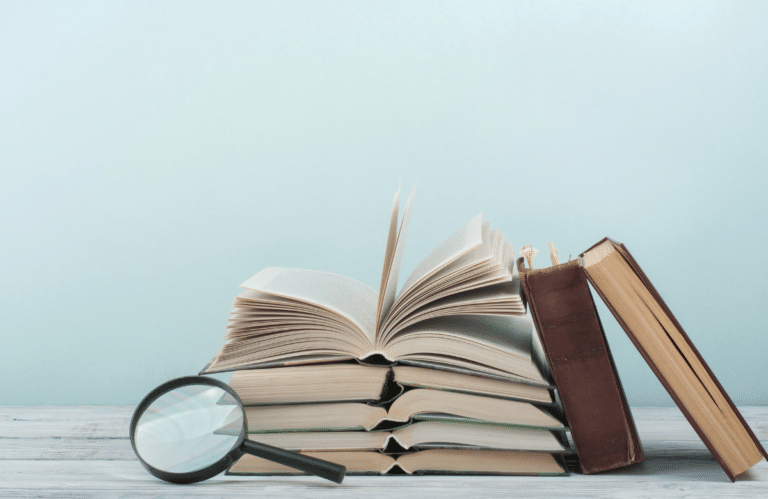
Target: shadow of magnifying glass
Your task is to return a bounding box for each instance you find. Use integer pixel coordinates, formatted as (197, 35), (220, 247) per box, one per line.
(130, 376), (345, 484)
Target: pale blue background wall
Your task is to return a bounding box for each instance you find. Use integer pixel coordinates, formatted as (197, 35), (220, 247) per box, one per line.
(1, 1), (766, 406)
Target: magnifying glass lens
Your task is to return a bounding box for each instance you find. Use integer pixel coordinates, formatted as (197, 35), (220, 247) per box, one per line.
(133, 384), (242, 474)
(130, 376), (345, 484)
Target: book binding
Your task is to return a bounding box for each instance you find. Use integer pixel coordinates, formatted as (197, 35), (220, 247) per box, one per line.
(517, 257), (643, 474)
(580, 238), (768, 481)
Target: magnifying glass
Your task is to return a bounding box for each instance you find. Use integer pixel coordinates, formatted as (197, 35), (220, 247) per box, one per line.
(129, 376), (346, 484)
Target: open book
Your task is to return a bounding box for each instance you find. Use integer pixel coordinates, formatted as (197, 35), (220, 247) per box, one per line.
(227, 363), (554, 406)
(203, 186), (543, 383)
(230, 449), (567, 476)
(244, 388), (565, 432)
(246, 421), (568, 454)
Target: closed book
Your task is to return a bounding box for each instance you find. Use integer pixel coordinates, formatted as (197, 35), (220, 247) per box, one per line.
(517, 257), (643, 474)
(581, 238), (767, 481)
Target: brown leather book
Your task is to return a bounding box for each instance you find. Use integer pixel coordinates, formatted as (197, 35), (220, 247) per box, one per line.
(517, 257), (643, 474)
(581, 238), (768, 481)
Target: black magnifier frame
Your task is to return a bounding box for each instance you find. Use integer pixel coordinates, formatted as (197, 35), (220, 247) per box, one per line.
(129, 375), (346, 484)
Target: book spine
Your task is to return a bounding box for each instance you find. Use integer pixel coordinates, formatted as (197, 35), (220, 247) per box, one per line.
(518, 258), (643, 474)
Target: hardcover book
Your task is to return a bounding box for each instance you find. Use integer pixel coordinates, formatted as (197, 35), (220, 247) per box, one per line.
(229, 449), (567, 476)
(581, 237), (768, 481)
(517, 253), (643, 474)
(243, 388), (564, 432)
(225, 363), (554, 406)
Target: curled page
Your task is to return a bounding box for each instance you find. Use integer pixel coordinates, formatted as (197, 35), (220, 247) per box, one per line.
(398, 212), (484, 298)
(376, 185), (416, 332)
(375, 186), (402, 328)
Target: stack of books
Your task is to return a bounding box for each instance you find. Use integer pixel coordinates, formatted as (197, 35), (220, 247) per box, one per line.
(200, 186), (571, 476)
(201, 186), (767, 480)
(218, 362), (569, 475)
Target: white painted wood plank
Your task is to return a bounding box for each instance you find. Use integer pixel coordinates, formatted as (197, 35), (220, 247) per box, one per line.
(632, 406), (768, 441)
(0, 460), (767, 499)
(0, 407), (133, 439)
(0, 407), (766, 460)
(0, 437), (135, 460)
(631, 406), (768, 455)
(2, 406), (766, 441)
(0, 406), (135, 421)
(0, 420), (128, 439)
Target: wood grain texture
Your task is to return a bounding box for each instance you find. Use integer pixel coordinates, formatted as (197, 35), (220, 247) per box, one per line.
(0, 406), (766, 498)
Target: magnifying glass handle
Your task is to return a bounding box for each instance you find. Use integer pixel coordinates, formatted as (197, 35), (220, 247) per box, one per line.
(242, 440), (346, 484)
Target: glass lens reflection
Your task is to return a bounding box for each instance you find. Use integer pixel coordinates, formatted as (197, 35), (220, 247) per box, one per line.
(134, 384), (243, 473)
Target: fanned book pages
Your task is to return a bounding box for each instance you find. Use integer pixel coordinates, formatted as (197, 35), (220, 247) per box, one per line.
(201, 186), (545, 384)
(517, 252), (643, 474)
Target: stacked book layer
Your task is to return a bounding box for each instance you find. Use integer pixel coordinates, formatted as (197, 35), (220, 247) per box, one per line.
(224, 363), (570, 476)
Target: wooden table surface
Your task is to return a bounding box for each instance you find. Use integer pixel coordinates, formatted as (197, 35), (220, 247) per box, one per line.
(1, 406), (766, 498)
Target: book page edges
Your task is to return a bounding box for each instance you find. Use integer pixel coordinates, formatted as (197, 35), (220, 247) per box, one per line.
(612, 241), (768, 475)
(579, 238), (768, 480)
(227, 450), (567, 476)
(238, 267), (377, 343)
(200, 354), (358, 375)
(580, 239), (614, 267)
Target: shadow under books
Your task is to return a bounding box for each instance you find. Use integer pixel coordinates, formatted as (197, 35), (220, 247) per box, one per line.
(596, 452), (767, 482)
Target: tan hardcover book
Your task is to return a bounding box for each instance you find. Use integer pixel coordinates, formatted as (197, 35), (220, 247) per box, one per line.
(226, 362), (553, 406)
(581, 238), (768, 481)
(391, 365), (553, 404)
(228, 363), (391, 405)
(229, 449), (566, 476)
(246, 421), (568, 453)
(244, 388), (564, 432)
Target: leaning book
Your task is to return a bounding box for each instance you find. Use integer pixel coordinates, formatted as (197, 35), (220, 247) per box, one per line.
(581, 237), (767, 481)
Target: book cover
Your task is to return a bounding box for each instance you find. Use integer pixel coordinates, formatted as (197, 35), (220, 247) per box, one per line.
(581, 237), (768, 481)
(517, 256), (643, 474)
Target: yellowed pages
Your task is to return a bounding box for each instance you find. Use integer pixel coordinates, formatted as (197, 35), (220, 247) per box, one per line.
(582, 241), (763, 475)
(240, 267), (377, 344)
(392, 365), (553, 403)
(396, 212), (485, 304)
(391, 421), (566, 452)
(396, 449), (565, 475)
